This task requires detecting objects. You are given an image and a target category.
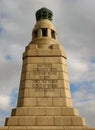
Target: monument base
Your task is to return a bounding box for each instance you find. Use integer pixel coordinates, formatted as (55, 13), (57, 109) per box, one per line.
(0, 126), (95, 130)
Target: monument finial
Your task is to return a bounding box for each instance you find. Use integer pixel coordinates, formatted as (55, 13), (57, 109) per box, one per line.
(35, 7), (53, 21)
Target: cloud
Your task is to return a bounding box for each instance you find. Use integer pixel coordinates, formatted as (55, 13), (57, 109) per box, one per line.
(0, 114), (5, 126)
(0, 0), (95, 128)
(72, 88), (95, 127)
(0, 96), (10, 111)
(68, 58), (88, 82)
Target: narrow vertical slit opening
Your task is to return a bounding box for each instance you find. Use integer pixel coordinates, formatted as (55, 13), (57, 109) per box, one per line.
(42, 28), (47, 37)
(33, 30), (38, 39)
(51, 30), (56, 39)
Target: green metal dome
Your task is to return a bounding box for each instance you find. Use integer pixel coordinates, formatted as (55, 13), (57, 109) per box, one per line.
(35, 7), (53, 21)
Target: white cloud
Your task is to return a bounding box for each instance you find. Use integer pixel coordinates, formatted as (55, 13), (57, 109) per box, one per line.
(0, 96), (10, 111)
(72, 89), (95, 127)
(0, 115), (5, 126)
(68, 57), (89, 82)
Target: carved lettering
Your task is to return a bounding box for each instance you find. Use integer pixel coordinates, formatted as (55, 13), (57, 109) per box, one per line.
(32, 63), (58, 91)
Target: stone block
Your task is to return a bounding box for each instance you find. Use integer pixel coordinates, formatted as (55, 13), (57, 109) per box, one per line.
(52, 63), (63, 71)
(23, 57), (31, 64)
(51, 44), (61, 49)
(19, 89), (29, 98)
(21, 64), (26, 73)
(5, 118), (8, 126)
(0, 127), (9, 130)
(30, 57), (45, 63)
(27, 126), (64, 130)
(37, 98), (52, 106)
(59, 72), (69, 80)
(25, 72), (31, 80)
(19, 80), (26, 89)
(21, 71), (35, 80)
(26, 50), (39, 56)
(8, 126), (27, 130)
(37, 49), (52, 56)
(44, 57), (62, 64)
(60, 57), (67, 65)
(52, 98), (67, 107)
(45, 89), (61, 97)
(63, 126), (85, 130)
(11, 108), (16, 116)
(48, 72), (59, 79)
(65, 98), (73, 107)
(5, 117), (19, 126)
(64, 65), (68, 73)
(19, 117), (36, 126)
(55, 116), (72, 126)
(56, 80), (64, 88)
(21, 72), (26, 81)
(46, 107), (61, 116)
(14, 108), (28, 116)
(60, 89), (71, 98)
(23, 98), (37, 107)
(52, 49), (62, 55)
(28, 107), (45, 116)
(30, 72), (41, 79)
(24, 80), (33, 88)
(29, 89), (44, 97)
(71, 117), (86, 126)
(21, 72), (39, 80)
(25, 44), (38, 51)
(58, 64), (68, 73)
(61, 107), (79, 116)
(23, 52), (27, 58)
(23, 49), (39, 59)
(33, 38), (56, 47)
(36, 116), (54, 126)
(63, 73), (69, 81)
(17, 98), (23, 107)
(26, 64), (37, 71)
(63, 80), (70, 89)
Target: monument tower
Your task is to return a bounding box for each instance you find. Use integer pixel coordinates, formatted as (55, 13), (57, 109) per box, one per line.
(0, 8), (95, 130)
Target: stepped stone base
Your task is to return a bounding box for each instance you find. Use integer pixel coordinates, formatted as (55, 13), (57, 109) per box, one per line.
(0, 126), (95, 130)
(1, 106), (94, 130)
(2, 107), (85, 126)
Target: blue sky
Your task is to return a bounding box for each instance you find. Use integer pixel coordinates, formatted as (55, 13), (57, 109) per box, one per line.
(0, 0), (95, 127)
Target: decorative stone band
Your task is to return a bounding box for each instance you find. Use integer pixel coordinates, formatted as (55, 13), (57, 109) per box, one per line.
(23, 44), (67, 59)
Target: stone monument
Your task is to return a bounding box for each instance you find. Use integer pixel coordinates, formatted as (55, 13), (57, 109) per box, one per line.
(0, 7), (95, 130)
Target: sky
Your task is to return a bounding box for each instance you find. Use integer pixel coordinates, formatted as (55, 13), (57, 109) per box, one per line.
(0, 0), (95, 127)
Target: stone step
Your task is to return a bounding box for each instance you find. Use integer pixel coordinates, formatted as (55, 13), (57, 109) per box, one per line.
(18, 88), (71, 98)
(17, 97), (72, 107)
(0, 126), (95, 130)
(11, 107), (79, 116)
(5, 116), (85, 126)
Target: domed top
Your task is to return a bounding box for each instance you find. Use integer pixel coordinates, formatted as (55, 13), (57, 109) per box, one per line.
(35, 7), (53, 21)
(33, 19), (56, 32)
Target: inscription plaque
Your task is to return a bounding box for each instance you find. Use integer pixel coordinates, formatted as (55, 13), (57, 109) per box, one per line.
(32, 63), (57, 91)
